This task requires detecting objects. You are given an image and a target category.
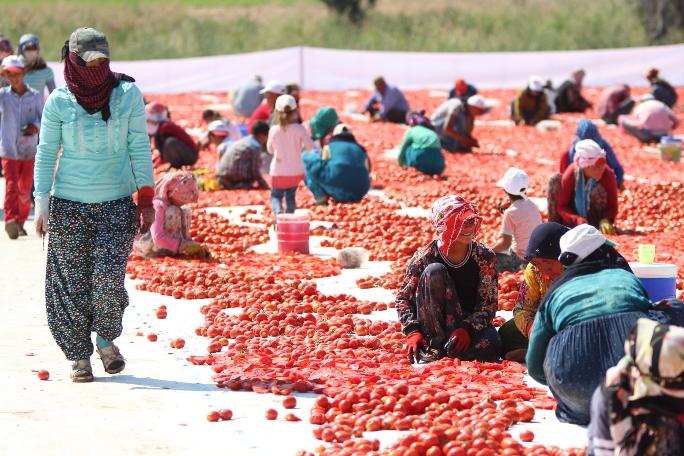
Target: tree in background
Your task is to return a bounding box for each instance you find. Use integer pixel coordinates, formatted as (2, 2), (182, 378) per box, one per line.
(632, 0), (684, 40)
(321, 0), (376, 24)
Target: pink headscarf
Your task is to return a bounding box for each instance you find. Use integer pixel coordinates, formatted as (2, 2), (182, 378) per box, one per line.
(155, 172), (199, 206)
(429, 195), (482, 255)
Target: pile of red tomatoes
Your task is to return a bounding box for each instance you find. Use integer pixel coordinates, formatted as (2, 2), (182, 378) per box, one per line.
(131, 87), (684, 455)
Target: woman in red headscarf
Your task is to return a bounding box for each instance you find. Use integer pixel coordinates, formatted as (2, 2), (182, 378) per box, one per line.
(396, 195), (501, 364)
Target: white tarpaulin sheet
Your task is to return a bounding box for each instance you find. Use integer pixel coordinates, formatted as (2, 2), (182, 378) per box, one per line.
(49, 44), (683, 93)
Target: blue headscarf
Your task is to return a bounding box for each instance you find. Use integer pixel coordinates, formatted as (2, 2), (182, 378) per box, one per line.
(569, 119), (624, 186)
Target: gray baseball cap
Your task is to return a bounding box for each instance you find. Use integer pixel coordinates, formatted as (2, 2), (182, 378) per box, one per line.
(68, 28), (109, 62)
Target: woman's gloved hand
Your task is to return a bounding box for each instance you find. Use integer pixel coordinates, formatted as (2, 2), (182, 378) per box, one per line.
(599, 218), (616, 235)
(444, 328), (471, 356)
(406, 332), (427, 363)
(136, 186), (155, 233)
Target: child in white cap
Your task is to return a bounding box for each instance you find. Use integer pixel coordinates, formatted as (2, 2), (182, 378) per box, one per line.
(491, 167), (542, 272)
(0, 55), (44, 239)
(266, 94), (313, 214)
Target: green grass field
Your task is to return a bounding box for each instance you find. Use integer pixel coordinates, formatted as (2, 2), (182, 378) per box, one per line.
(1, 0), (681, 60)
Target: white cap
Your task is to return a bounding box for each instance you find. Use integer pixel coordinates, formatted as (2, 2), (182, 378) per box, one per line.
(207, 120), (231, 136)
(259, 80), (285, 95)
(332, 123), (351, 136)
(574, 139), (606, 168)
(1, 55), (24, 71)
(496, 167), (529, 197)
(559, 224), (607, 264)
(528, 76), (544, 92)
(466, 95), (488, 110)
(275, 94), (297, 112)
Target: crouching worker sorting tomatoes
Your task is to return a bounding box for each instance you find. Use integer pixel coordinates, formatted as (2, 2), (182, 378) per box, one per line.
(133, 171), (208, 259)
(396, 195), (501, 364)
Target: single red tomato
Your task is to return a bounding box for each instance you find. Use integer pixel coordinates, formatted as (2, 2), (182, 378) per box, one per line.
(282, 396), (297, 409)
(519, 430), (534, 442)
(37, 370), (49, 381)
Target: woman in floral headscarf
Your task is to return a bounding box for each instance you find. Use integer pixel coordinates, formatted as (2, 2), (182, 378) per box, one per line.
(588, 318), (684, 456)
(134, 171), (207, 259)
(396, 195), (500, 364)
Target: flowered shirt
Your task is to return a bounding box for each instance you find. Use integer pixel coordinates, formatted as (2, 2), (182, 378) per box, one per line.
(512, 263), (552, 337)
(396, 240), (497, 336)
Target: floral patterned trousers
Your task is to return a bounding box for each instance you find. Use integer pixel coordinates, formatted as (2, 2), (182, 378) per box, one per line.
(416, 263), (501, 362)
(45, 197), (137, 361)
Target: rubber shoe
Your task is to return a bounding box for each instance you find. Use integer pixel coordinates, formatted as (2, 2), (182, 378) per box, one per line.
(5, 221), (19, 239)
(70, 359), (94, 383)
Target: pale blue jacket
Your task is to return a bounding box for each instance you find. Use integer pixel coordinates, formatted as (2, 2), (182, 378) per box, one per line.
(34, 81), (154, 206)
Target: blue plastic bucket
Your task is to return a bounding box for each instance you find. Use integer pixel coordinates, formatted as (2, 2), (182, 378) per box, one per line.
(629, 262), (677, 302)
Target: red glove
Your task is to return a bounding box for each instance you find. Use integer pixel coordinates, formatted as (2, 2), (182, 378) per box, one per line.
(444, 328), (471, 356)
(22, 124), (39, 136)
(136, 186), (155, 233)
(406, 332), (427, 363)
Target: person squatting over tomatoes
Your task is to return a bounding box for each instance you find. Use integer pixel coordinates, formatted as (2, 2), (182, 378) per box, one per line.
(547, 138), (618, 234)
(560, 119), (625, 191)
(133, 171), (208, 259)
(34, 27), (155, 382)
(145, 101), (199, 169)
(587, 318), (684, 456)
(497, 222), (568, 363)
(396, 110), (445, 176)
(303, 123), (371, 206)
(397, 195), (501, 364)
(526, 224), (684, 425)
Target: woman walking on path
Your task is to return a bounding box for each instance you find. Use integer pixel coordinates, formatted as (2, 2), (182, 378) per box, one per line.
(33, 28), (155, 382)
(16, 34), (56, 96)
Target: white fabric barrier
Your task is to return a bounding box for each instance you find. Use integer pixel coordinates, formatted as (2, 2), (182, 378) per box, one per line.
(49, 44), (683, 93)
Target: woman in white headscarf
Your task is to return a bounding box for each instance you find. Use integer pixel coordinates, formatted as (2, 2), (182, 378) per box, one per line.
(547, 139), (618, 234)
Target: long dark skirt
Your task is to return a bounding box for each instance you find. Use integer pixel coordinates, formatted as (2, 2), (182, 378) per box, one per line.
(45, 196), (137, 361)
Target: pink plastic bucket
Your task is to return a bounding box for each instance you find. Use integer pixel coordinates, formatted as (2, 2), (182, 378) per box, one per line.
(276, 213), (310, 254)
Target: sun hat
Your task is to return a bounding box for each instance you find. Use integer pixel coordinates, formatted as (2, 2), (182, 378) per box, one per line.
(68, 27), (110, 62)
(466, 95), (488, 110)
(528, 76), (544, 92)
(259, 80), (285, 95)
(275, 94), (297, 112)
(524, 222), (570, 261)
(497, 167), (529, 197)
(208, 120), (231, 136)
(18, 34), (40, 52)
(1, 55), (25, 73)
